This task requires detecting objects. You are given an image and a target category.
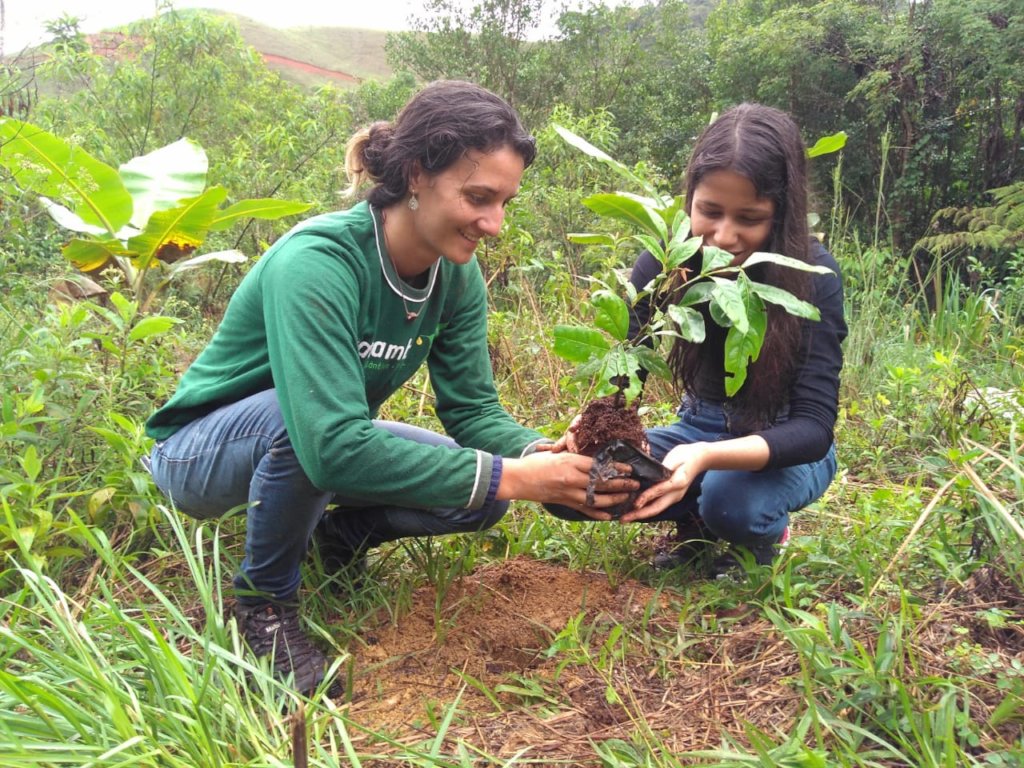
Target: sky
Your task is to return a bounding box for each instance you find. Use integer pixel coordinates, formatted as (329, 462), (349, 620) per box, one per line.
(2, 0), (619, 52)
(2, 0), (424, 52)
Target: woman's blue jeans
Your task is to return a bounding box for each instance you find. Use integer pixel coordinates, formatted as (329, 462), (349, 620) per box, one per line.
(547, 397), (836, 547)
(147, 389), (508, 603)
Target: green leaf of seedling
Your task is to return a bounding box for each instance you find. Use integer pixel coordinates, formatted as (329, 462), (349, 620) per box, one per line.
(621, 371), (643, 406)
(678, 281), (714, 307)
(0, 118), (132, 234)
(666, 214), (692, 246)
(807, 131), (847, 158)
(575, 355), (606, 381)
(710, 277), (748, 334)
(553, 123), (659, 197)
(666, 235), (702, 271)
(128, 315), (182, 343)
(209, 198), (313, 231)
(583, 193), (667, 243)
(724, 327), (764, 396)
(553, 123), (620, 165)
(631, 233), (666, 262)
(743, 251), (834, 274)
(634, 345), (673, 380)
(702, 244), (734, 273)
(87, 487), (117, 522)
(709, 300), (730, 328)
(618, 190), (672, 236)
(671, 207), (690, 234)
(119, 137), (208, 229)
(591, 289), (630, 341)
(567, 232), (617, 247)
(127, 186), (228, 271)
(723, 291), (766, 396)
(748, 280), (821, 320)
(657, 195), (685, 232)
(553, 325), (611, 363)
(608, 269), (638, 305)
(741, 283), (766, 358)
(599, 349), (642, 403)
(667, 304), (706, 342)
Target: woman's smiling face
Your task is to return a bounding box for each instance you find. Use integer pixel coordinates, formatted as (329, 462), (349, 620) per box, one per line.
(689, 169), (775, 267)
(410, 145), (525, 265)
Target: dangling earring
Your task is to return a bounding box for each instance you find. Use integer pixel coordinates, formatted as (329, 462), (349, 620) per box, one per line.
(408, 193), (419, 211)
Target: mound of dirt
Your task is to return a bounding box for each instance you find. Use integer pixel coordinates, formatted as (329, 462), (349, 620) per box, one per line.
(337, 556), (802, 763)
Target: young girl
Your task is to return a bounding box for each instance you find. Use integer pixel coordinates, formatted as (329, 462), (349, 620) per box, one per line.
(145, 80), (635, 696)
(552, 103), (846, 577)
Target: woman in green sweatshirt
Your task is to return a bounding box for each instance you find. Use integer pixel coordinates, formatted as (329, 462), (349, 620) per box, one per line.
(144, 80), (634, 697)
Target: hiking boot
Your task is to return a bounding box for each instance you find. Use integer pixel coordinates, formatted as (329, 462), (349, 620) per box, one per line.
(652, 516), (718, 570)
(313, 512), (369, 586)
(710, 525), (791, 579)
(235, 601), (339, 697)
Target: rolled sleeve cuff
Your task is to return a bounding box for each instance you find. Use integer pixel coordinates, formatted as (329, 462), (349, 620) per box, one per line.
(484, 454), (503, 509)
(467, 450), (494, 509)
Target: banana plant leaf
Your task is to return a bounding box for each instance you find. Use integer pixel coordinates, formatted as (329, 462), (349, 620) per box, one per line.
(0, 119), (132, 234)
(119, 138), (208, 229)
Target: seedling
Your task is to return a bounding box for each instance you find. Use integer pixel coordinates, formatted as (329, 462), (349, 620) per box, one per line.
(552, 124), (834, 403)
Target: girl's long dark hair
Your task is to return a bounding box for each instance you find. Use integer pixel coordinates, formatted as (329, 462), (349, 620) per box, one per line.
(667, 103), (812, 432)
(344, 80), (536, 206)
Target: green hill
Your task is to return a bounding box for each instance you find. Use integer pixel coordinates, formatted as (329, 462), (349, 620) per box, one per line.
(9, 9), (396, 91)
(217, 11), (394, 88)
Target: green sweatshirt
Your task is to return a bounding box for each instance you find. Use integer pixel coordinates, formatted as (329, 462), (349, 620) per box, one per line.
(146, 201), (543, 509)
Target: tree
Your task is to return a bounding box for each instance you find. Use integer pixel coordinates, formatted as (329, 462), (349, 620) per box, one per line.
(30, 9), (354, 261)
(385, 0), (548, 116)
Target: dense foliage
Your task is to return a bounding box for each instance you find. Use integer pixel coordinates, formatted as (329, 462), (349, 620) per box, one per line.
(0, 2), (1021, 765)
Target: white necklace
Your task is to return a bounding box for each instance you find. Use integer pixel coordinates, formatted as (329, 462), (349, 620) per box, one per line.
(372, 206), (438, 321)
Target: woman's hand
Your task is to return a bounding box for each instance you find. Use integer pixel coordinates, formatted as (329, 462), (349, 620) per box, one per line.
(499, 451), (636, 520)
(618, 442), (710, 523)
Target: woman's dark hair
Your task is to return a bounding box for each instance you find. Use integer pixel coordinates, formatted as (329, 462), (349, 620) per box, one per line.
(667, 103), (813, 431)
(344, 80), (536, 207)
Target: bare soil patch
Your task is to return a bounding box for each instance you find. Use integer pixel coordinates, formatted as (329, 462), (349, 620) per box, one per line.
(337, 556), (802, 762)
(260, 53), (360, 84)
(327, 556), (1024, 763)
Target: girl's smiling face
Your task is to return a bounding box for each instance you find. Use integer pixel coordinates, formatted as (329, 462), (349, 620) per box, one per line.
(689, 170), (776, 267)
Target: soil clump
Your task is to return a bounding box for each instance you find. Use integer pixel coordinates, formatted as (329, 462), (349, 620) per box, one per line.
(571, 393), (669, 515)
(573, 393), (648, 456)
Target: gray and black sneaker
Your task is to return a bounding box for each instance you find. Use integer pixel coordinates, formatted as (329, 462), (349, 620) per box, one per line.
(652, 516), (718, 571)
(710, 525), (791, 579)
(235, 602), (339, 697)
(313, 512), (369, 586)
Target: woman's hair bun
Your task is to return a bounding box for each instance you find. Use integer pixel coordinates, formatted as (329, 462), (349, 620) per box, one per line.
(360, 121), (394, 178)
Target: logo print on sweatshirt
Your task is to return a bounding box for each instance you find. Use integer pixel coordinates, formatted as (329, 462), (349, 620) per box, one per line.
(357, 333), (435, 361)
(358, 337), (415, 361)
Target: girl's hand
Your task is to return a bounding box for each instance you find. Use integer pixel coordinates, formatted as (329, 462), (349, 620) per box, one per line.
(499, 451), (636, 518)
(542, 414), (581, 454)
(618, 442), (709, 523)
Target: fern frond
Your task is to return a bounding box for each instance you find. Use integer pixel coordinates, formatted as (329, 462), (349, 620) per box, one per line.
(915, 181), (1024, 257)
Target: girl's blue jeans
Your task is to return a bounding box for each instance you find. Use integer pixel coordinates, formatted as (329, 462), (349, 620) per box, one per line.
(147, 389), (508, 603)
(547, 397), (837, 547)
